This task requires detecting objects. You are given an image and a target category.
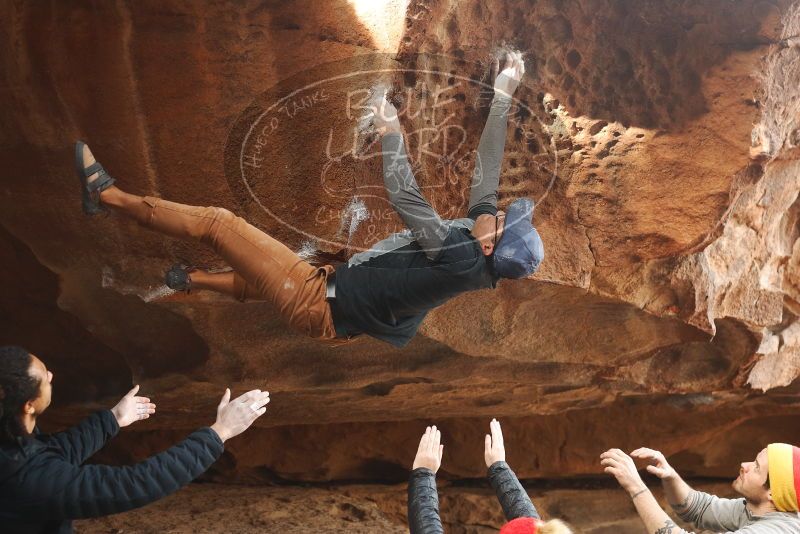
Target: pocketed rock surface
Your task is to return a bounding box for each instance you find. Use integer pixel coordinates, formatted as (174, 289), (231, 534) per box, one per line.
(1, 0), (799, 531)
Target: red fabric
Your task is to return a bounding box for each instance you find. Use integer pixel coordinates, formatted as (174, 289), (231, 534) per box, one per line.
(792, 446), (800, 511)
(499, 517), (538, 534)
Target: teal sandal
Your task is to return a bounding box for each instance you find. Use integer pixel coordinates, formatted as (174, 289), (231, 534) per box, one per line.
(74, 141), (115, 215)
(165, 264), (195, 293)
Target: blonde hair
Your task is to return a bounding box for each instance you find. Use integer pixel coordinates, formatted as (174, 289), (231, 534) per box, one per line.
(539, 519), (573, 534)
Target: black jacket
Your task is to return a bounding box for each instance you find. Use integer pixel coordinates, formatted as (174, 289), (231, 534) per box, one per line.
(334, 227), (499, 348)
(0, 410), (224, 534)
(408, 461), (539, 533)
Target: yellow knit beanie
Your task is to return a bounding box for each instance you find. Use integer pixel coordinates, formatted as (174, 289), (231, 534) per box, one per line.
(767, 443), (800, 512)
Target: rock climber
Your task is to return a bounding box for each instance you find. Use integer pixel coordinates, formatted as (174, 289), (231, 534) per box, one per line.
(0, 345), (270, 533)
(73, 51), (543, 348)
(407, 419), (573, 533)
(601, 445), (800, 533)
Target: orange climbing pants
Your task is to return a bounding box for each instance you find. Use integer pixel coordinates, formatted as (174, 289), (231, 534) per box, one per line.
(136, 196), (344, 344)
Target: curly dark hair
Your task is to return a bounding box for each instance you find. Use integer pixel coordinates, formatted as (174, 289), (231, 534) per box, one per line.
(0, 346), (40, 445)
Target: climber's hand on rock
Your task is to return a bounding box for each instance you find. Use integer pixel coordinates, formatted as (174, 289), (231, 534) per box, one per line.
(210, 388), (270, 443)
(601, 448), (647, 496)
(111, 385), (156, 428)
(371, 92), (402, 136)
(493, 50), (524, 98)
(413, 425), (444, 473)
(484, 418), (506, 468)
(631, 447), (677, 480)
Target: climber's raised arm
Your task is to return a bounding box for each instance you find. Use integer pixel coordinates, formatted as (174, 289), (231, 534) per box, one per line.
(373, 95), (450, 260)
(467, 51), (524, 220)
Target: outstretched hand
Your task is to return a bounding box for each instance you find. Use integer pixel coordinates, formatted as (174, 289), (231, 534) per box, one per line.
(631, 447), (677, 480)
(370, 89), (402, 136)
(413, 425), (444, 473)
(484, 418), (506, 468)
(493, 50), (525, 98)
(601, 448), (647, 496)
(111, 385), (156, 428)
(210, 388), (270, 442)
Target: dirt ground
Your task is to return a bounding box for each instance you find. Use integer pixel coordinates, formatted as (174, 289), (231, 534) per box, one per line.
(75, 480), (733, 533)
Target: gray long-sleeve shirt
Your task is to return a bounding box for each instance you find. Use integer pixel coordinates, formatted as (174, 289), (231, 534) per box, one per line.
(353, 93), (512, 264)
(676, 491), (800, 533)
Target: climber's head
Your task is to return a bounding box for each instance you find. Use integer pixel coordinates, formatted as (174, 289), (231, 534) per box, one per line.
(0, 346), (53, 445)
(734, 444), (800, 513)
(472, 198), (543, 277)
(472, 209), (506, 256)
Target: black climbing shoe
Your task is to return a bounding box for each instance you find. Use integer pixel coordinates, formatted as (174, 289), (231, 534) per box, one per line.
(165, 264), (194, 293)
(74, 141), (116, 215)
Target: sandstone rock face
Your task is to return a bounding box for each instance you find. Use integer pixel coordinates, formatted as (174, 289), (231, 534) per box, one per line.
(1, 0), (800, 531)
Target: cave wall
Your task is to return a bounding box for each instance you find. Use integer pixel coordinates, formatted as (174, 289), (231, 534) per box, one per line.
(2, 0), (800, 512)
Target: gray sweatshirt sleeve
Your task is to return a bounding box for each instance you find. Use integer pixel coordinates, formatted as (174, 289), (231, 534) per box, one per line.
(676, 490), (750, 532)
(381, 133), (450, 260)
(467, 94), (512, 220)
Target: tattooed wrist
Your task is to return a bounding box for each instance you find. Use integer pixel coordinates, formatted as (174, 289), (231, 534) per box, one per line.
(630, 487), (650, 499)
(668, 493), (691, 511)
